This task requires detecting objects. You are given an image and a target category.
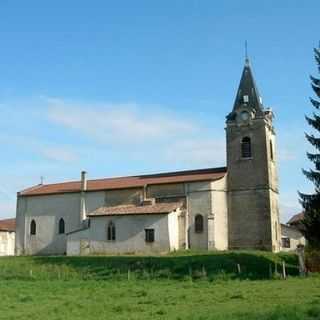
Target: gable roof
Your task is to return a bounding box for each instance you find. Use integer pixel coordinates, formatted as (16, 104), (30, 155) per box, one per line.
(287, 212), (305, 225)
(0, 218), (16, 232)
(88, 202), (182, 217)
(18, 167), (227, 197)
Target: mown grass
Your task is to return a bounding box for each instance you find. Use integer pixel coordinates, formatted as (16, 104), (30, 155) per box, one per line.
(0, 251), (319, 320)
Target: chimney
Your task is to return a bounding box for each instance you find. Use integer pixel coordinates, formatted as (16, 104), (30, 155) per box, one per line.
(80, 171), (87, 221)
(81, 171), (87, 192)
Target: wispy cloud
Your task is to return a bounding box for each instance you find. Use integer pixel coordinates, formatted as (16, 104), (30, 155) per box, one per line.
(46, 98), (197, 145)
(40, 146), (78, 162)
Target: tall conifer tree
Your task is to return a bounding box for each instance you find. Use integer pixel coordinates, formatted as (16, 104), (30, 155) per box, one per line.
(299, 44), (320, 248)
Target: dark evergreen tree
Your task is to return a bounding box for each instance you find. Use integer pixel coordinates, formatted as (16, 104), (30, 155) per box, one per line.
(299, 44), (320, 248)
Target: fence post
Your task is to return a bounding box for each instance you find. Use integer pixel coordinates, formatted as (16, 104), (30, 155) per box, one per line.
(237, 263), (241, 274)
(297, 244), (306, 277)
(282, 261), (286, 279)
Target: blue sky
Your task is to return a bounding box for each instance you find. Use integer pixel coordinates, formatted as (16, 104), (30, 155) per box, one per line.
(0, 1), (319, 221)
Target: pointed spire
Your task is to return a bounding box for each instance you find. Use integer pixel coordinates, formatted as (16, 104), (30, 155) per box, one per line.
(232, 56), (264, 114)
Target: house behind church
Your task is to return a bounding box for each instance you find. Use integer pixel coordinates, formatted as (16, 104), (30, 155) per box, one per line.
(280, 212), (306, 252)
(0, 218), (15, 256)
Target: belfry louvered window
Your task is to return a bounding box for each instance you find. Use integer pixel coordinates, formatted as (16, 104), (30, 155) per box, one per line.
(241, 137), (252, 158)
(107, 221), (116, 241)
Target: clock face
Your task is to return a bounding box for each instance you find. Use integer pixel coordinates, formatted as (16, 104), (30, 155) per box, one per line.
(240, 111), (250, 121)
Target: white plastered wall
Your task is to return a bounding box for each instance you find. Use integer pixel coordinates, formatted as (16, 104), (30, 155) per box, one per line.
(0, 231), (15, 256)
(211, 175), (228, 250)
(67, 211), (180, 256)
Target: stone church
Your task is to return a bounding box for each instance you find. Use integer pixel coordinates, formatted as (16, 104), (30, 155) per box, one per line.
(15, 58), (281, 255)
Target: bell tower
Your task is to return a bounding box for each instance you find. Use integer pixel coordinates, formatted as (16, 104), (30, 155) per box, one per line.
(226, 57), (280, 251)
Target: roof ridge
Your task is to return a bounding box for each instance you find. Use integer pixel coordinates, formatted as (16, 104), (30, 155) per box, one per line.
(18, 184), (44, 195)
(19, 167), (227, 196)
(21, 166), (227, 188)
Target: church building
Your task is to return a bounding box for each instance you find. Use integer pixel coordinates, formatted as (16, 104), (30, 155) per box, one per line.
(15, 58), (281, 255)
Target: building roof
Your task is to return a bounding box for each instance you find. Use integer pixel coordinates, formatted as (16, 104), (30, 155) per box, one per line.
(87, 202), (183, 217)
(287, 212), (305, 225)
(18, 167), (227, 197)
(0, 218), (16, 232)
(233, 59), (263, 113)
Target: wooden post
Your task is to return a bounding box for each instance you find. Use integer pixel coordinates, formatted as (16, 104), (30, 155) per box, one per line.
(202, 265), (207, 278)
(237, 263), (241, 274)
(127, 268), (131, 281)
(297, 244), (306, 277)
(282, 261), (286, 279)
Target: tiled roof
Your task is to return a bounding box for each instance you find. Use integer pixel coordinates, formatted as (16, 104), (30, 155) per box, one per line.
(0, 218), (16, 232)
(19, 167), (227, 197)
(87, 202), (183, 217)
(287, 212), (305, 225)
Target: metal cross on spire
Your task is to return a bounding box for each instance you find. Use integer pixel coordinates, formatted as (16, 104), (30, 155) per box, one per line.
(245, 40), (249, 65)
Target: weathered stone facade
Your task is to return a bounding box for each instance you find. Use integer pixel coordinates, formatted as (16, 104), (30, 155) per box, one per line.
(226, 59), (280, 252)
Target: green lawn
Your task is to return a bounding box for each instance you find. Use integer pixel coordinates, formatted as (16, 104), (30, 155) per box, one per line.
(0, 252), (319, 320)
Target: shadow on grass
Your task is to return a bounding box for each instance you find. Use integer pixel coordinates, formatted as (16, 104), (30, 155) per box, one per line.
(26, 251), (300, 281)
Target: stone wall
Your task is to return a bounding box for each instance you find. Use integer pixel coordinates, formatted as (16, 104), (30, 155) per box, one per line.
(227, 116), (280, 251)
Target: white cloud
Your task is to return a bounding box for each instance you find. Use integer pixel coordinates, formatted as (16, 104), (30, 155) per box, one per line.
(164, 138), (226, 167)
(40, 146), (78, 162)
(46, 98), (197, 145)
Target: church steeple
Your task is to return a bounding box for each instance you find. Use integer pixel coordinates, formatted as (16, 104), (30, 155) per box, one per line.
(225, 55), (280, 252)
(233, 59), (263, 113)
(227, 58), (264, 121)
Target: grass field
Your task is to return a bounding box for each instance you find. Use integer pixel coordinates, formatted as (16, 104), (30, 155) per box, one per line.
(0, 251), (319, 320)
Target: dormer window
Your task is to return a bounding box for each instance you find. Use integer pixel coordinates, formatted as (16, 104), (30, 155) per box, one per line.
(243, 95), (249, 103)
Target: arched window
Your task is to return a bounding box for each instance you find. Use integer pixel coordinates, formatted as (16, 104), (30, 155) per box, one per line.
(59, 218), (65, 234)
(107, 221), (116, 241)
(195, 214), (204, 233)
(30, 220), (36, 235)
(270, 140), (274, 160)
(241, 137), (252, 158)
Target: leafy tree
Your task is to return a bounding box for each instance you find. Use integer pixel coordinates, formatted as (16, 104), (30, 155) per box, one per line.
(299, 44), (320, 248)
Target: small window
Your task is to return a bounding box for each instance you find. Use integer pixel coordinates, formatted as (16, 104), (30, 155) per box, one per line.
(270, 140), (274, 161)
(195, 214), (204, 233)
(282, 237), (290, 248)
(30, 220), (36, 235)
(145, 229), (155, 243)
(107, 221), (116, 241)
(59, 218), (65, 234)
(243, 95), (249, 103)
(241, 137), (252, 158)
